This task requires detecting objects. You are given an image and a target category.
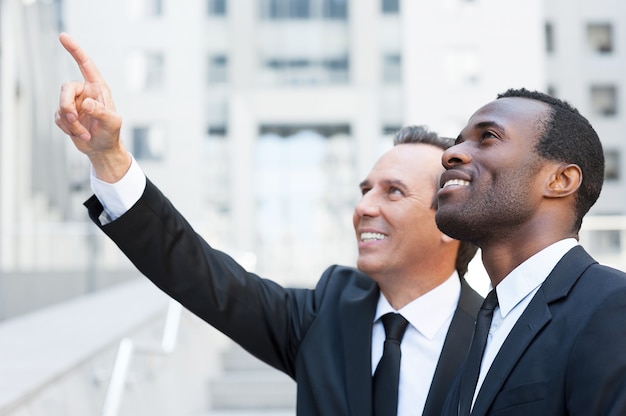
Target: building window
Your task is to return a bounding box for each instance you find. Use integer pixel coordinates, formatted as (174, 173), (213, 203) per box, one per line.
(253, 126), (355, 277)
(208, 54), (228, 84)
(262, 55), (348, 85)
(127, 0), (163, 18)
(322, 56), (349, 83)
(382, 125), (401, 135)
(208, 0), (227, 15)
(382, 53), (401, 84)
(382, 0), (399, 14)
(545, 22), (554, 53)
(208, 125), (228, 137)
(587, 23), (613, 54)
(605, 149), (620, 181)
(259, 124), (350, 137)
(132, 125), (166, 161)
(261, 0), (347, 20)
(590, 85), (618, 116)
(323, 0), (347, 18)
(127, 52), (165, 91)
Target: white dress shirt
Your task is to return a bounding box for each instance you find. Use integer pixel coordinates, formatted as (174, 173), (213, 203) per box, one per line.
(373, 272), (461, 416)
(471, 238), (579, 408)
(91, 156), (146, 223)
(91, 158), (462, 416)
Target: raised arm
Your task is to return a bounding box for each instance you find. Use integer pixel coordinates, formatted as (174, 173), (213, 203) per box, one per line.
(54, 32), (131, 183)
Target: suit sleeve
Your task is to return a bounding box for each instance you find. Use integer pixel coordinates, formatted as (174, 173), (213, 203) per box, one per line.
(567, 282), (626, 415)
(84, 179), (318, 377)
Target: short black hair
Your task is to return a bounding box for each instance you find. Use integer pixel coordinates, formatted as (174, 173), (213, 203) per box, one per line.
(393, 125), (478, 277)
(497, 88), (605, 232)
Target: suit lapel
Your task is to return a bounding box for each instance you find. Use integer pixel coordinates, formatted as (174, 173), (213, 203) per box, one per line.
(470, 292), (551, 414)
(339, 278), (379, 416)
(423, 278), (483, 416)
(470, 246), (597, 415)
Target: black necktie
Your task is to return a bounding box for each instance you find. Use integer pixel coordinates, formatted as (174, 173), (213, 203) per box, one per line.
(373, 312), (409, 416)
(458, 289), (499, 415)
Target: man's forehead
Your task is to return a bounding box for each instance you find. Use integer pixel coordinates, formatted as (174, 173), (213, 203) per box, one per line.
(465, 97), (549, 129)
(474, 96), (548, 117)
(366, 144), (443, 181)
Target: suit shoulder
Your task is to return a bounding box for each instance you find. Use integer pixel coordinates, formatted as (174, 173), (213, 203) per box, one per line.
(583, 262), (626, 292)
(317, 265), (375, 291)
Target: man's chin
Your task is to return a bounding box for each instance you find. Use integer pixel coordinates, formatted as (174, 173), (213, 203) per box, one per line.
(435, 209), (463, 240)
(356, 260), (380, 277)
(436, 210), (483, 244)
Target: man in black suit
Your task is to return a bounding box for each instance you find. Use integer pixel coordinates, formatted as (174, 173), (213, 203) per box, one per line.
(55, 33), (483, 415)
(437, 88), (626, 415)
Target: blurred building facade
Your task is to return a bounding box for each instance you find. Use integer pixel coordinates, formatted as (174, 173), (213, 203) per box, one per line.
(1, 0), (625, 319)
(545, 0), (626, 266)
(2, 1), (626, 415)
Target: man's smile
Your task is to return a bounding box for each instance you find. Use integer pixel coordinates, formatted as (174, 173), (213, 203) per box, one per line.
(360, 232), (388, 242)
(442, 178), (470, 189)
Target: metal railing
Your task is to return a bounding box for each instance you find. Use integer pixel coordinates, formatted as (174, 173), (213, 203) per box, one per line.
(101, 299), (183, 416)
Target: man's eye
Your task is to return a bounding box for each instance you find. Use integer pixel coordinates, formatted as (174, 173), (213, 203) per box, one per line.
(481, 131), (497, 140)
(390, 187), (403, 196)
(360, 187), (371, 196)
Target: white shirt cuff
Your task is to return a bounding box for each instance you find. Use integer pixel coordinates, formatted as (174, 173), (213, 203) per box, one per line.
(90, 156), (146, 223)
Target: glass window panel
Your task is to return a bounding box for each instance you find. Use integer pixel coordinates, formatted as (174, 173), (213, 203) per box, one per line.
(132, 125), (166, 161)
(208, 0), (227, 15)
(382, 0), (399, 14)
(545, 22), (554, 53)
(208, 54), (229, 84)
(605, 150), (620, 181)
(587, 23), (613, 54)
(591, 85), (618, 116)
(382, 53), (401, 84)
(126, 51), (165, 91)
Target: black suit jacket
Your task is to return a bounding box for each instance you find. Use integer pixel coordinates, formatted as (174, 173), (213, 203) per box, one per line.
(441, 245), (626, 416)
(86, 179), (483, 416)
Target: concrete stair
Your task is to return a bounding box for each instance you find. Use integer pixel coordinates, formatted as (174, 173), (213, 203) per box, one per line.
(201, 341), (296, 416)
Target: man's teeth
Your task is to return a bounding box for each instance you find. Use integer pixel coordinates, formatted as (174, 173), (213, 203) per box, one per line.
(361, 232), (387, 242)
(443, 179), (470, 188)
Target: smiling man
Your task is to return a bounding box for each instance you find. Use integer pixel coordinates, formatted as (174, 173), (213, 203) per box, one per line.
(437, 88), (626, 416)
(54, 33), (483, 416)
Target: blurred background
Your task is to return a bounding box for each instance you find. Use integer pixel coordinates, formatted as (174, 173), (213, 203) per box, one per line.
(1, 0), (625, 415)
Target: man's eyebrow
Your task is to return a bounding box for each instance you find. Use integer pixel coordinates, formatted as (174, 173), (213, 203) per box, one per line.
(456, 120), (507, 144)
(475, 120), (505, 130)
(378, 178), (409, 193)
(358, 178), (407, 189)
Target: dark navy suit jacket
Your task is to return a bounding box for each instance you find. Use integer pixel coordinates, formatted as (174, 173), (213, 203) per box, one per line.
(441, 245), (626, 416)
(86, 179), (483, 416)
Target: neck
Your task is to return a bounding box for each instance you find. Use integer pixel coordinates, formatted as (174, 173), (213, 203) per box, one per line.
(479, 234), (576, 286)
(377, 268), (455, 310)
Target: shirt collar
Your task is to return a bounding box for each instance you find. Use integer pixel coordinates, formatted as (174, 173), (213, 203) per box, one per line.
(374, 271), (461, 339)
(494, 238), (578, 317)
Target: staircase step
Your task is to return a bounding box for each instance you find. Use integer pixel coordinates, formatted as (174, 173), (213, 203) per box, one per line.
(221, 344), (279, 372)
(210, 371), (296, 410)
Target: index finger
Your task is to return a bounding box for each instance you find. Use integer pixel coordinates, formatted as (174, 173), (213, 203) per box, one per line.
(59, 32), (104, 83)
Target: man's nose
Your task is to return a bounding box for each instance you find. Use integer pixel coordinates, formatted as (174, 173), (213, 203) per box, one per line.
(442, 143), (471, 169)
(354, 192), (381, 217)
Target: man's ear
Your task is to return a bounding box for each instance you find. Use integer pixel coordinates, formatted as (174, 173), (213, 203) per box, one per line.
(441, 233), (456, 244)
(545, 163), (582, 198)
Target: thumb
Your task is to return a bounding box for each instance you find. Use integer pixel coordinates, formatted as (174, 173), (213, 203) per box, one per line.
(81, 97), (122, 132)
(82, 98), (97, 113)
